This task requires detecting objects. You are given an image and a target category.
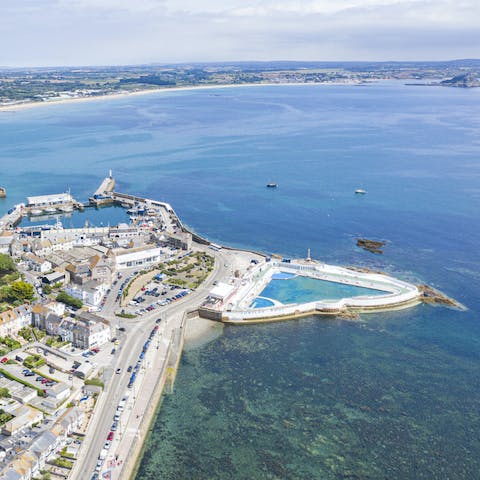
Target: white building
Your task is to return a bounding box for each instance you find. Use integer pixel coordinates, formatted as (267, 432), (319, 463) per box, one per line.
(0, 305), (31, 337)
(42, 383), (71, 409)
(73, 312), (111, 349)
(27, 193), (73, 207)
(24, 253), (52, 273)
(114, 246), (161, 270)
(65, 281), (107, 307)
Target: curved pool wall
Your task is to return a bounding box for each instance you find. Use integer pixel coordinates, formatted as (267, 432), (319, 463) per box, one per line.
(224, 260), (420, 323)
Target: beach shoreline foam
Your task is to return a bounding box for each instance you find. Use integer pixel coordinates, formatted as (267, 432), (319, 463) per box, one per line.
(0, 80), (365, 113)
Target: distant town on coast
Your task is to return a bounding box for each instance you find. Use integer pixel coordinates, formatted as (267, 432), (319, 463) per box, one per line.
(1, 59), (480, 109)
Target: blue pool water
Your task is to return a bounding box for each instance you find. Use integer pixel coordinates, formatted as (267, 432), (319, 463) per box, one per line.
(271, 271), (296, 280)
(256, 274), (386, 305)
(1, 82), (480, 479)
(250, 297), (275, 308)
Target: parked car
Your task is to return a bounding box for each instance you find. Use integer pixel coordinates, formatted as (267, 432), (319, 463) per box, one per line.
(49, 367), (55, 374)
(0, 357), (8, 364)
(115, 368), (121, 374)
(107, 431), (114, 441)
(111, 348), (116, 355)
(127, 365), (133, 372)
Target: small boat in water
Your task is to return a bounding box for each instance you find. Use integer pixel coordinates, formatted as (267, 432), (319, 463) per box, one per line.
(355, 189), (367, 195)
(30, 209), (43, 216)
(266, 183), (278, 188)
(43, 207), (57, 214)
(60, 205), (73, 213)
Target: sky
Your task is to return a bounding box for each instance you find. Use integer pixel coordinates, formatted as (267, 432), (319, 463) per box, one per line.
(1, 0), (479, 66)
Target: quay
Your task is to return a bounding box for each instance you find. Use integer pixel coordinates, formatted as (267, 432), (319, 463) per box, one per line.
(89, 170), (116, 206)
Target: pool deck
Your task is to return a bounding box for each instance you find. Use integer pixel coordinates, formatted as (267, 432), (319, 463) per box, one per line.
(211, 259), (421, 323)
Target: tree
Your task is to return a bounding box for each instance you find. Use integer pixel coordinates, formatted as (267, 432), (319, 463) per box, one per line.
(56, 291), (83, 309)
(7, 281), (35, 303)
(0, 254), (16, 275)
(0, 387), (10, 398)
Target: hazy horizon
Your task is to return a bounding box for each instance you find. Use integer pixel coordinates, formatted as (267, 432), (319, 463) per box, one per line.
(2, 0), (479, 67)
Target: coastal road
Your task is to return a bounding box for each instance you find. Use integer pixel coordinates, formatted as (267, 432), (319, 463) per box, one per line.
(71, 246), (229, 480)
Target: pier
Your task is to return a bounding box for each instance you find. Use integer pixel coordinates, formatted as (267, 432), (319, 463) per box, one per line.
(89, 170), (116, 206)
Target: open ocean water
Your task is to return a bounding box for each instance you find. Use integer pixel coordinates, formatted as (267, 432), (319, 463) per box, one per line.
(1, 82), (479, 479)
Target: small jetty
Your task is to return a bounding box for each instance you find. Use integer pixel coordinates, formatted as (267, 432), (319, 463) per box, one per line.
(357, 238), (386, 254)
(89, 170), (115, 206)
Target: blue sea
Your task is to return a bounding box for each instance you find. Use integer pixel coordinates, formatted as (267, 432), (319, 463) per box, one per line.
(1, 82), (479, 479)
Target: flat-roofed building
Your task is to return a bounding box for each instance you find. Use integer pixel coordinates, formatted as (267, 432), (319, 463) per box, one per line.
(26, 193), (73, 207)
(113, 245), (161, 270)
(1, 406), (43, 437)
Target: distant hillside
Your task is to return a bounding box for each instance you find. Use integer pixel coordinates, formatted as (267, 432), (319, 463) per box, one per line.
(440, 72), (480, 88)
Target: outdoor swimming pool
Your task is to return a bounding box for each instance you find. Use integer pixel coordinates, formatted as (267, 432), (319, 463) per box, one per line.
(251, 273), (388, 308)
(250, 297), (276, 309)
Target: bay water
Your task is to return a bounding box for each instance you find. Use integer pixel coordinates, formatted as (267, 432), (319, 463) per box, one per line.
(1, 82), (479, 479)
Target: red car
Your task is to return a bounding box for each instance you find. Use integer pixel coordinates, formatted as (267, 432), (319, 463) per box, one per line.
(0, 357), (8, 364)
(107, 431), (114, 441)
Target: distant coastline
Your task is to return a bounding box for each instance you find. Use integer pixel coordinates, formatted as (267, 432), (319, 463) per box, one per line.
(0, 80), (367, 112)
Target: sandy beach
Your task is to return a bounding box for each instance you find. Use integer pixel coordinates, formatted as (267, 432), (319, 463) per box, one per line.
(0, 80), (364, 113)
(184, 316), (223, 350)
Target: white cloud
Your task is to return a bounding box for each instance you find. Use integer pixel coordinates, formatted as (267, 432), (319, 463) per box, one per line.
(0, 0), (479, 66)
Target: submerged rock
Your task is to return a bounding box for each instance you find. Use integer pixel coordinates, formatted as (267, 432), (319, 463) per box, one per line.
(356, 238), (386, 254)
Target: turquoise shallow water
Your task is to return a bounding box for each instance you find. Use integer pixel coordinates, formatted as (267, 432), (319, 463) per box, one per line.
(1, 82), (479, 479)
(255, 275), (386, 305)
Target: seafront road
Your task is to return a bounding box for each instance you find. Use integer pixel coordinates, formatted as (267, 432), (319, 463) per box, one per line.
(70, 246), (232, 480)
